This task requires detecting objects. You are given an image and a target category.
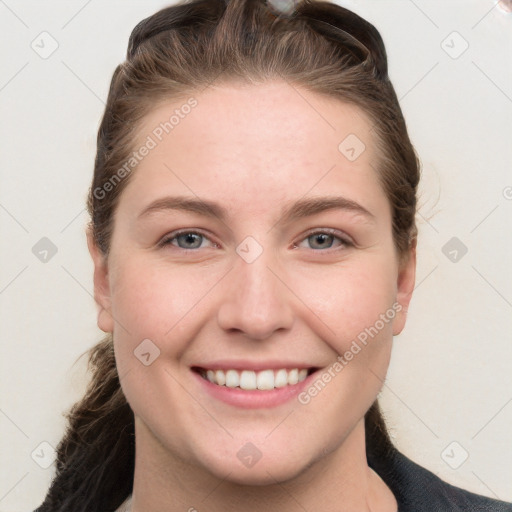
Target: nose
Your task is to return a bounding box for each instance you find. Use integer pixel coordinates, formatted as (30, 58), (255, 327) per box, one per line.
(216, 247), (294, 341)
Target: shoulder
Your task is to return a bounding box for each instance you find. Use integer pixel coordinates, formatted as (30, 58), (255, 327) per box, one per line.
(368, 446), (512, 512)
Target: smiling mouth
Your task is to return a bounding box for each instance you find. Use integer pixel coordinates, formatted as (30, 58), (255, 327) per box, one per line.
(192, 367), (318, 391)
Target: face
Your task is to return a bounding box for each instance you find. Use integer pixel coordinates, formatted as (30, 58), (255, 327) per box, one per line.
(88, 80), (415, 485)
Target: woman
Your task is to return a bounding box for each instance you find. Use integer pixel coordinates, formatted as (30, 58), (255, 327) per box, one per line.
(35, 0), (512, 511)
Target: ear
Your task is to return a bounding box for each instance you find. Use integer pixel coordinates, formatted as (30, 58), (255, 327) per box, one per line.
(392, 239), (416, 336)
(86, 226), (114, 333)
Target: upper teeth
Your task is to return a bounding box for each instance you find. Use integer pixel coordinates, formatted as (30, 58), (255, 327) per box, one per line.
(203, 368), (308, 390)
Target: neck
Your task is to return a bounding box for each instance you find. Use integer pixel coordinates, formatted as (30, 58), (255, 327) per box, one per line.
(129, 416), (397, 512)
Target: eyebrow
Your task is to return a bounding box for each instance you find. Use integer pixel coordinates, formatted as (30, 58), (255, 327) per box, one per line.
(137, 195), (376, 225)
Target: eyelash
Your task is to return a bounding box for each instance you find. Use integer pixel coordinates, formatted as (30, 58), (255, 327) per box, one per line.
(159, 230), (218, 251)
(158, 228), (354, 253)
(294, 228), (354, 251)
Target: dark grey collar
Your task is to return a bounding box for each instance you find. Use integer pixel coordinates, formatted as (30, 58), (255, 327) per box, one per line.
(368, 446), (512, 511)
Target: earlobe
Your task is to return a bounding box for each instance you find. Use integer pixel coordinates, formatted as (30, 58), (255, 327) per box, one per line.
(86, 226), (114, 333)
(392, 240), (417, 336)
(97, 307), (114, 334)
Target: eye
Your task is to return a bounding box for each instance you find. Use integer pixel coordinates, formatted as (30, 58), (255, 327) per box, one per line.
(294, 229), (353, 251)
(158, 228), (352, 252)
(159, 230), (217, 250)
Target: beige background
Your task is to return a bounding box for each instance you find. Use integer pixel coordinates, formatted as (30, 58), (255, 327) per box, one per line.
(1, 0), (511, 510)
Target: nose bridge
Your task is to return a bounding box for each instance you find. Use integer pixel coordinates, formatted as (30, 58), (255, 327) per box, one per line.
(216, 237), (294, 340)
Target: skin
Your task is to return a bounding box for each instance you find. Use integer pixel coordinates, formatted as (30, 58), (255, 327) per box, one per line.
(87, 80), (416, 512)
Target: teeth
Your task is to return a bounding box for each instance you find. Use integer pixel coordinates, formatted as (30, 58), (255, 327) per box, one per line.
(274, 369), (288, 388)
(225, 370), (239, 388)
(215, 370), (226, 386)
(288, 368), (299, 385)
(256, 369), (274, 390)
(200, 368), (310, 390)
(240, 370), (257, 390)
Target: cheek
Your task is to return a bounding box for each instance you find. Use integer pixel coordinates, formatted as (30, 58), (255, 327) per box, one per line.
(293, 260), (397, 430)
(109, 256), (227, 359)
(112, 257), (193, 326)
(290, 255), (398, 351)
(109, 257), (216, 425)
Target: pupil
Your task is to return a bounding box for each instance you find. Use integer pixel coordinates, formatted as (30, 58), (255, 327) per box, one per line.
(181, 233), (200, 248)
(313, 234), (331, 248)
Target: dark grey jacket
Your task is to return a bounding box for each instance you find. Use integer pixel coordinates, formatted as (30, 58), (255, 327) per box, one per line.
(368, 447), (512, 511)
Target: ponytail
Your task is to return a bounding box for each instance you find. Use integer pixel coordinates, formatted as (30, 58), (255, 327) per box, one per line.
(37, 336), (134, 511)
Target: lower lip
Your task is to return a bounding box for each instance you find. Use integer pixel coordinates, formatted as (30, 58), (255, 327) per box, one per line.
(192, 370), (316, 409)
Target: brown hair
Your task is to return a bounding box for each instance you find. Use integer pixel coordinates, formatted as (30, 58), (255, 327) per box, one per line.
(37, 1), (419, 510)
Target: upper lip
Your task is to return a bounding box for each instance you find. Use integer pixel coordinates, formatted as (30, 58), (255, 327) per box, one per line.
(191, 360), (320, 372)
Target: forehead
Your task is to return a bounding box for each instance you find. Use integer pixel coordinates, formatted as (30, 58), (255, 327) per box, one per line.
(121, 80), (388, 221)
(137, 80), (377, 162)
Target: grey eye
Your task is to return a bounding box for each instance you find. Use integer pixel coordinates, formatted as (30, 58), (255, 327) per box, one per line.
(307, 233), (336, 249)
(175, 232), (204, 249)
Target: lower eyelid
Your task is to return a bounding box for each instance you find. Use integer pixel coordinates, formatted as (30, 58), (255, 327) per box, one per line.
(295, 239), (349, 251)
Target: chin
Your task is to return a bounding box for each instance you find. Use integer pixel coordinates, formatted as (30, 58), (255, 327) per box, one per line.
(196, 443), (314, 487)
